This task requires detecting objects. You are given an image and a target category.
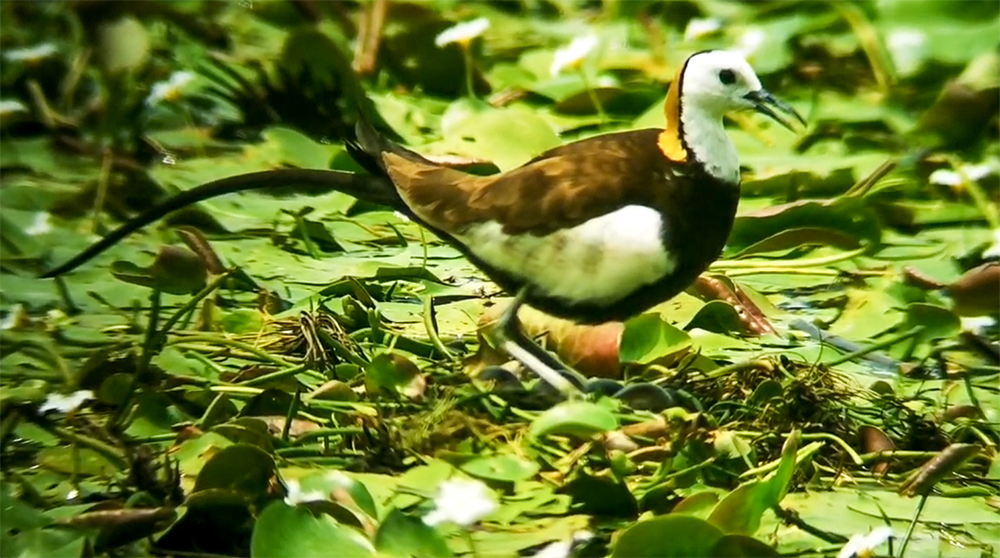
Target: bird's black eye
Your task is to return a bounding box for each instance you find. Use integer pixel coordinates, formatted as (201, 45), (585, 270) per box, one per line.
(718, 69), (736, 85)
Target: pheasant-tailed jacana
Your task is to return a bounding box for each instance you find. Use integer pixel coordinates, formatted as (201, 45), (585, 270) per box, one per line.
(43, 50), (804, 396)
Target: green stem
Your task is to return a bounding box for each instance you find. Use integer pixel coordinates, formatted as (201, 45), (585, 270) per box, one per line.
(713, 247), (868, 270)
(897, 493), (928, 557)
(578, 69), (607, 125)
(168, 334), (298, 367)
(112, 288), (162, 430)
(156, 270), (235, 341)
(825, 326), (923, 368)
(423, 296), (456, 362)
(462, 46), (476, 98)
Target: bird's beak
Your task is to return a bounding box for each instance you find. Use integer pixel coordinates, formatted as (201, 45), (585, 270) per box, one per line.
(744, 89), (806, 132)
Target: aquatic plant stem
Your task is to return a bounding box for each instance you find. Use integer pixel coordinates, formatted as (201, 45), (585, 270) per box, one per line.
(897, 493), (928, 557)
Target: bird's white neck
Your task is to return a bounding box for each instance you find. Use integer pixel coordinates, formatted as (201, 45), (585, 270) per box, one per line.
(680, 102), (740, 184)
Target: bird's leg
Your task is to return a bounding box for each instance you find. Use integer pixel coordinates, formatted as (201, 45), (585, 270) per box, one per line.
(490, 288), (586, 399)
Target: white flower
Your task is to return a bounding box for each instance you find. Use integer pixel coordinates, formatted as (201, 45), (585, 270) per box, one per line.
(683, 18), (722, 41)
(735, 28), (766, 58)
(435, 17), (490, 48)
(393, 211), (411, 222)
(423, 477), (497, 527)
(929, 169), (962, 187)
(25, 212), (51, 236)
(39, 390), (94, 414)
(531, 531), (593, 558)
(0, 99), (28, 116)
(4, 43), (58, 63)
(146, 71), (196, 106)
(550, 35), (599, 77)
(960, 316), (995, 333)
(887, 29), (926, 76)
(1, 304), (26, 330)
(283, 478), (327, 506)
(837, 527), (893, 558)
(982, 228), (1000, 259)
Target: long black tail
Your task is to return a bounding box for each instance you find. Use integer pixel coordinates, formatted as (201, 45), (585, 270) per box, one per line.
(41, 168), (401, 278)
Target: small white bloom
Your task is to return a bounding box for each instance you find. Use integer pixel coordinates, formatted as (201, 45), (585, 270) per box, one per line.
(4, 43), (58, 63)
(531, 530), (593, 558)
(39, 390), (94, 414)
(550, 35), (599, 77)
(423, 477), (497, 527)
(1, 304), (26, 331)
(283, 478), (327, 506)
(25, 212), (51, 236)
(735, 28), (766, 58)
(887, 29), (926, 76)
(982, 228), (1000, 259)
(963, 162), (997, 182)
(435, 17), (490, 48)
(683, 18), (722, 41)
(928, 169), (962, 187)
(146, 71), (196, 106)
(837, 527), (893, 558)
(960, 316), (995, 333)
(0, 99), (28, 116)
(393, 211), (411, 222)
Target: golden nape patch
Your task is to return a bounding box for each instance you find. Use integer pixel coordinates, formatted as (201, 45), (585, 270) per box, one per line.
(657, 130), (687, 162)
(657, 67), (688, 162)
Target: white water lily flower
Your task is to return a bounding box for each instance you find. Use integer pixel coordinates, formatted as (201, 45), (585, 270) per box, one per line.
(531, 530), (593, 558)
(838, 527), (893, 558)
(39, 390), (94, 414)
(982, 228), (1000, 259)
(435, 17), (490, 48)
(887, 29), (926, 76)
(550, 35), (599, 77)
(146, 71), (196, 106)
(26, 212), (51, 236)
(423, 477), (497, 527)
(0, 99), (28, 116)
(283, 478), (327, 506)
(5, 43), (58, 63)
(683, 17), (722, 41)
(736, 28), (766, 58)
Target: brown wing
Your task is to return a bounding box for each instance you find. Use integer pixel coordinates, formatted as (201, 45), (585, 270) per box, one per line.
(383, 129), (678, 236)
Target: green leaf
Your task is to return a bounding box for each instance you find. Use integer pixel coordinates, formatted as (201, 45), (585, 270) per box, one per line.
(250, 501), (374, 558)
(460, 453), (540, 483)
(619, 314), (692, 364)
(611, 515), (724, 557)
(529, 401), (618, 440)
(193, 443), (275, 496)
(373, 508), (453, 558)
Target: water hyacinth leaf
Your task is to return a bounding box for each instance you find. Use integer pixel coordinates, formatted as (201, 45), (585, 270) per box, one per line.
(528, 401), (618, 440)
(250, 501), (374, 558)
(707, 432), (804, 535)
(611, 515), (724, 557)
(710, 534), (781, 557)
(110, 245), (207, 295)
(373, 508), (453, 558)
(364, 353), (421, 397)
(684, 300), (745, 335)
(731, 227), (863, 258)
(726, 198), (881, 256)
(619, 314), (692, 364)
(460, 453), (540, 483)
(192, 443), (275, 496)
(294, 472), (379, 521)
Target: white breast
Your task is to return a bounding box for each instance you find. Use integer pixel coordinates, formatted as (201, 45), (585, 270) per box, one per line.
(456, 205), (675, 305)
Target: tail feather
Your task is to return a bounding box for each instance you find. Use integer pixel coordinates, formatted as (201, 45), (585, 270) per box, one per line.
(41, 168), (401, 278)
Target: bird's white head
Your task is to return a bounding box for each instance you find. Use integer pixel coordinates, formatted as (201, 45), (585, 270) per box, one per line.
(681, 51), (764, 114)
(660, 50), (804, 184)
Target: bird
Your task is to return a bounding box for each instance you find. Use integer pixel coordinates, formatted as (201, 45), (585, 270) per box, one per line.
(43, 50), (804, 396)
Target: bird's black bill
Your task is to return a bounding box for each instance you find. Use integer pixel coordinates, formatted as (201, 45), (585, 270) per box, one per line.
(744, 89), (806, 132)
